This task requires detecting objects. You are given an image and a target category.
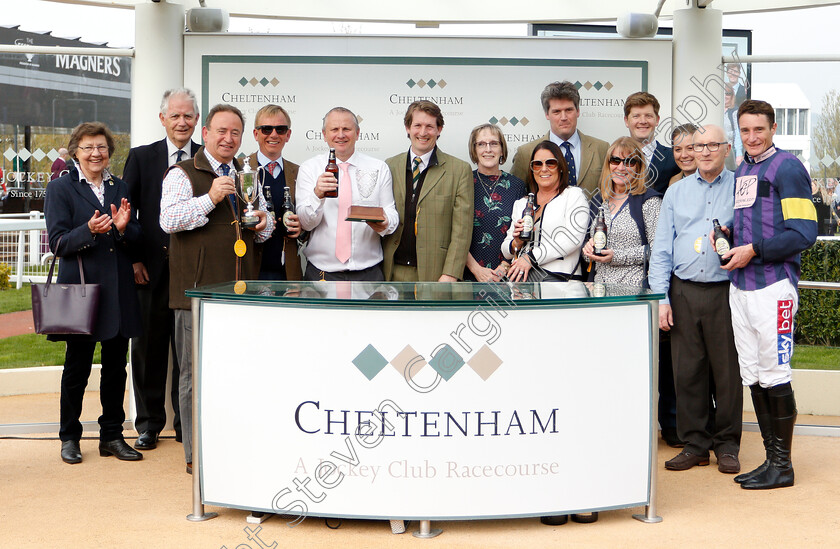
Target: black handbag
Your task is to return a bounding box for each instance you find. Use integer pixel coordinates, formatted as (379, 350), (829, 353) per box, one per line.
(31, 250), (101, 335)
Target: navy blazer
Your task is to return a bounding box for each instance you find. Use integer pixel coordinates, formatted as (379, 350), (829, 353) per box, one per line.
(648, 141), (681, 195)
(122, 138), (201, 288)
(44, 168), (142, 342)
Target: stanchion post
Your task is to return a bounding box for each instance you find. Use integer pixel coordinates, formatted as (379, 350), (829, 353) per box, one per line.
(633, 299), (663, 524)
(412, 520), (442, 538)
(187, 297), (218, 522)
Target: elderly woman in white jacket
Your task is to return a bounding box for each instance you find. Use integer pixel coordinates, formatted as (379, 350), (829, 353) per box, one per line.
(502, 141), (589, 282)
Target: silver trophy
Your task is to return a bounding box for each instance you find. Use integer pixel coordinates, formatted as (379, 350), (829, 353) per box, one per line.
(235, 157), (262, 228)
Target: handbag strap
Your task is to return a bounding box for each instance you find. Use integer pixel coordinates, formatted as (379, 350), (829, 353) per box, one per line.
(44, 236), (87, 296)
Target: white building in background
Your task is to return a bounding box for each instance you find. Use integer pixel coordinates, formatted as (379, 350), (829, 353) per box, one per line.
(751, 83), (811, 172)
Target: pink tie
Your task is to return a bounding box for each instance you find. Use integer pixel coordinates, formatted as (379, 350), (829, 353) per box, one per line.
(335, 162), (352, 263)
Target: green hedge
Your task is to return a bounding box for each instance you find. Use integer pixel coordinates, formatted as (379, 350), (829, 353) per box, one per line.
(796, 240), (840, 346)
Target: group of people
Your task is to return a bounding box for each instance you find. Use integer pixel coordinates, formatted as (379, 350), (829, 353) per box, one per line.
(44, 80), (817, 504)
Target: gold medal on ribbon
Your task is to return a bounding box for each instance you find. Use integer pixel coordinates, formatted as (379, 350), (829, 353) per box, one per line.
(234, 239), (247, 257)
(234, 280), (247, 294)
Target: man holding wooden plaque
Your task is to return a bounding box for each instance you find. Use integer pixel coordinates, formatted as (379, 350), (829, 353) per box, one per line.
(296, 107), (399, 281)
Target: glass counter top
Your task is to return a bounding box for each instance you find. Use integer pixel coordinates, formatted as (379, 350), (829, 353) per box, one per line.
(186, 280), (664, 308)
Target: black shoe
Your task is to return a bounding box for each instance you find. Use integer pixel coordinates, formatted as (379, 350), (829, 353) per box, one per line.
(135, 431), (159, 450)
(61, 440), (82, 464)
(540, 515), (568, 526)
(175, 431), (183, 443)
(99, 439), (143, 461)
(736, 385), (773, 484)
(742, 388), (796, 490)
(186, 462), (192, 475)
(661, 427), (685, 448)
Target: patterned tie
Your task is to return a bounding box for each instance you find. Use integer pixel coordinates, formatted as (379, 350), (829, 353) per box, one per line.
(266, 161), (278, 177)
(335, 162), (352, 263)
(561, 142), (577, 187)
(411, 156), (422, 194)
(219, 163), (236, 211)
(176, 150), (185, 163)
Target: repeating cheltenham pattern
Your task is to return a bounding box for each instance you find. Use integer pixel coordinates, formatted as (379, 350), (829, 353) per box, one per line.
(238, 77), (281, 87)
(352, 343), (503, 382)
(573, 80), (613, 91)
(488, 116), (530, 127)
(405, 78), (448, 89)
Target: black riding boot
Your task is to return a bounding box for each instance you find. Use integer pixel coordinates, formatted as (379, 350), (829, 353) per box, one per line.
(734, 384), (772, 484)
(742, 383), (796, 490)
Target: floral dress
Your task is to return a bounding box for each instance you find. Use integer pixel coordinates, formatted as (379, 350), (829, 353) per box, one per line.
(465, 170), (527, 281)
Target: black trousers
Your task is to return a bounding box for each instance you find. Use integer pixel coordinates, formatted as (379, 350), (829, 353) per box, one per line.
(669, 277), (742, 457)
(130, 273), (180, 434)
(59, 336), (129, 442)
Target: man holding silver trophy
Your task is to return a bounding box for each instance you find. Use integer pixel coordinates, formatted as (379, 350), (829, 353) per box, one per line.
(160, 103), (274, 473)
(296, 107), (399, 282)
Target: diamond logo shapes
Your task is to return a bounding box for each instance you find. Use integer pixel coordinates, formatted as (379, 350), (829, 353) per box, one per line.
(259, 77), (269, 86)
(270, 77), (280, 86)
(406, 79), (416, 88)
(32, 148), (46, 162)
(498, 117), (509, 126)
(238, 77), (248, 86)
(604, 81), (614, 91)
(488, 116), (499, 124)
(593, 81), (603, 90)
(352, 344), (388, 380)
(467, 344), (503, 381)
(46, 149), (59, 161)
(427, 79), (437, 88)
(428, 344), (464, 381)
(390, 345), (427, 380)
(417, 79), (427, 88)
(583, 81), (593, 90)
(574, 81), (583, 90)
(509, 117), (519, 126)
(4, 148), (17, 161)
(249, 77), (259, 86)
(438, 79), (447, 88)
(821, 154), (834, 167)
(520, 117), (530, 126)
(17, 148), (31, 162)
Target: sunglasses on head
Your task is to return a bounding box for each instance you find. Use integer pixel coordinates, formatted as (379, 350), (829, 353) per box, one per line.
(530, 158), (560, 171)
(256, 125), (290, 136)
(609, 156), (641, 168)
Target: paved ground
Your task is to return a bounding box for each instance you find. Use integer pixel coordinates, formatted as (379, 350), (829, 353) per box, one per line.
(0, 309), (34, 339)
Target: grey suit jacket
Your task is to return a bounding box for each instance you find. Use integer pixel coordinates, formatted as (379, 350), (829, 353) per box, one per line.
(510, 131), (609, 200)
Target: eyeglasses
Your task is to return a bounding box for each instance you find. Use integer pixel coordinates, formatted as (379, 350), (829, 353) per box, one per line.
(256, 125), (290, 136)
(530, 158), (560, 171)
(609, 156), (641, 167)
(691, 142), (728, 152)
(476, 140), (501, 149)
(77, 145), (108, 154)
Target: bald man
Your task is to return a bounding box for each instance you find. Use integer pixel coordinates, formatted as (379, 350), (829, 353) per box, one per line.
(649, 125), (743, 475)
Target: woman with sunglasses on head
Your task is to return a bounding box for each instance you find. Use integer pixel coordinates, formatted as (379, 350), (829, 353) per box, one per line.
(582, 137), (661, 287)
(501, 141), (589, 282)
(464, 124), (527, 282)
(44, 122), (143, 465)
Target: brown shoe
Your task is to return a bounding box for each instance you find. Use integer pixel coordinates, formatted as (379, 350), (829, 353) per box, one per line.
(665, 451), (710, 471)
(717, 453), (741, 474)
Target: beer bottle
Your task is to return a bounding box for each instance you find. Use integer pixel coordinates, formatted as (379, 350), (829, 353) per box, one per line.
(264, 186), (275, 221)
(593, 207), (608, 256)
(520, 193), (536, 241)
(713, 218), (731, 265)
(281, 186), (295, 231)
(324, 148), (339, 198)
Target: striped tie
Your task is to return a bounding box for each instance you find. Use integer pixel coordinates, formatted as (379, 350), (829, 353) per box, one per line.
(411, 156), (422, 194)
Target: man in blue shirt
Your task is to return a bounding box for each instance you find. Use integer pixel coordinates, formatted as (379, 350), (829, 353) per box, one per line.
(720, 100), (817, 490)
(649, 125), (742, 474)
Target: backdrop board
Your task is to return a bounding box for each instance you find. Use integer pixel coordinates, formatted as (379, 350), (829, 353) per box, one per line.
(184, 34), (672, 169)
(194, 281), (657, 520)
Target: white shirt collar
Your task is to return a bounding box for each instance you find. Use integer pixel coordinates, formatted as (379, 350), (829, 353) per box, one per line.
(549, 129), (581, 150)
(166, 138), (191, 163)
(257, 150), (285, 172)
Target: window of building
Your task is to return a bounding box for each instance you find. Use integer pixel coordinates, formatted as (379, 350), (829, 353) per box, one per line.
(798, 109), (809, 135)
(776, 109), (786, 135)
(787, 108), (797, 136)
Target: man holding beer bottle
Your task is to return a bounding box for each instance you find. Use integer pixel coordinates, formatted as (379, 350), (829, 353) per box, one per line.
(649, 124), (743, 475)
(296, 107), (398, 281)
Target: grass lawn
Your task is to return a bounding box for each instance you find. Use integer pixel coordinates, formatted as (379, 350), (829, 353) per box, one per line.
(0, 284), (32, 315)
(0, 334), (102, 369)
(792, 345), (840, 371)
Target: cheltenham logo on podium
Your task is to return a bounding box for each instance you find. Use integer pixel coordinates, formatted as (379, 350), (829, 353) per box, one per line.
(352, 343), (503, 383)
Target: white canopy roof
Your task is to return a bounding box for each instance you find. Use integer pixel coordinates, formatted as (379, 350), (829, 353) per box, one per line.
(45, 0), (840, 23)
